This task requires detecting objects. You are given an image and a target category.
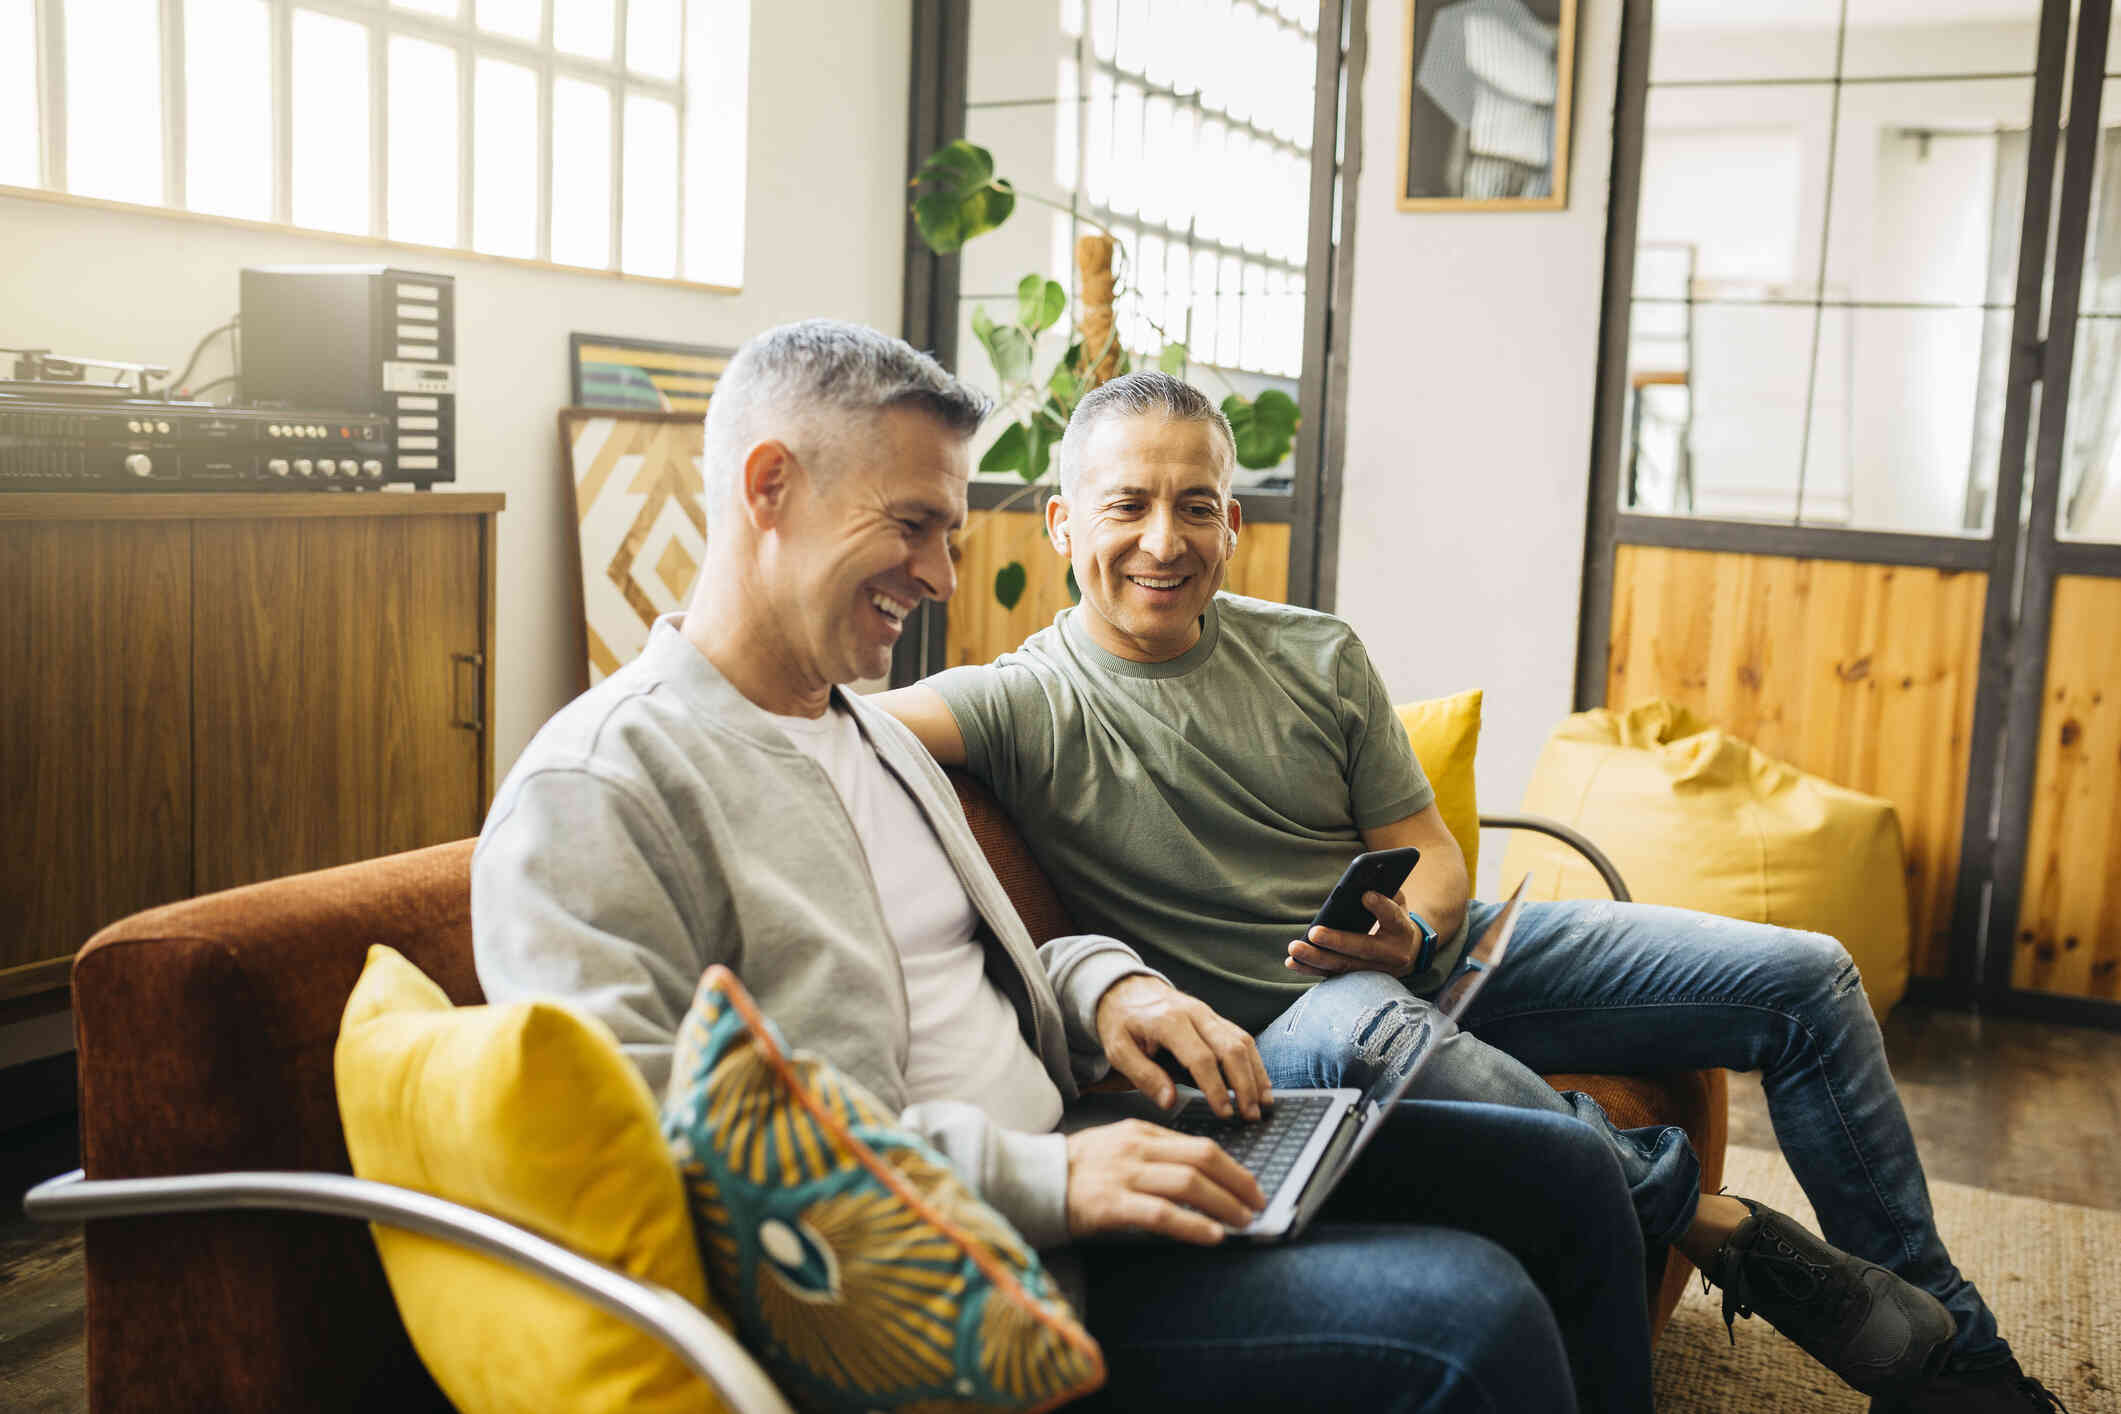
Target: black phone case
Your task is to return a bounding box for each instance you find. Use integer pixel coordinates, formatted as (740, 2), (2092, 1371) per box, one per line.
(1309, 848), (1420, 934)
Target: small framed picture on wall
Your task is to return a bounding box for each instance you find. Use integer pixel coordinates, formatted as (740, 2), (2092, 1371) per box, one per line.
(1397, 0), (1578, 211)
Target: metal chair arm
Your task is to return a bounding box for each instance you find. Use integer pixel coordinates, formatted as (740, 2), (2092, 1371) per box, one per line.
(23, 1167), (794, 1414)
(1477, 813), (1633, 903)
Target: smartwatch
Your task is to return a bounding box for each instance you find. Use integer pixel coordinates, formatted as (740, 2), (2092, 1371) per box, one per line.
(1406, 910), (1440, 975)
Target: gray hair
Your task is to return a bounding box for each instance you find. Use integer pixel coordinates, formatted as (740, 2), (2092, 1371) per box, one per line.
(1056, 370), (1236, 499)
(703, 319), (990, 502)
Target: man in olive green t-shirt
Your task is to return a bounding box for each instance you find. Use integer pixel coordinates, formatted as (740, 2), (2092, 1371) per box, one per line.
(873, 372), (2047, 1410)
(923, 587), (1447, 1034)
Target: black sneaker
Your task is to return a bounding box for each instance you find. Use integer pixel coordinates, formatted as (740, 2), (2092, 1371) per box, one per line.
(1705, 1197), (1956, 1398)
(1871, 1357), (2070, 1412)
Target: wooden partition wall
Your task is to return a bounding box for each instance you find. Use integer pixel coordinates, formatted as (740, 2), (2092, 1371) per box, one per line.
(2015, 575), (2121, 999)
(1605, 545), (1988, 979)
(943, 509), (1293, 668)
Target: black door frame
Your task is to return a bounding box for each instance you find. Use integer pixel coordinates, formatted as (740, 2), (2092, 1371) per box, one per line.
(1980, 0), (2121, 1028)
(1575, 0), (2121, 1028)
(891, 0), (1368, 684)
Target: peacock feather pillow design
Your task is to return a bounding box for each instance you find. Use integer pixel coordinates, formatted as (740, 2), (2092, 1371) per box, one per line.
(660, 965), (1104, 1414)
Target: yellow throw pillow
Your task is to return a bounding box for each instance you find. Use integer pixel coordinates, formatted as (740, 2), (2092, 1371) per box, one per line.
(334, 945), (731, 1414)
(1396, 688), (1483, 881)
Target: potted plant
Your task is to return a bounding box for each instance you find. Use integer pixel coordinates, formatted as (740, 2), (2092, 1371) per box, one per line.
(909, 139), (1300, 609)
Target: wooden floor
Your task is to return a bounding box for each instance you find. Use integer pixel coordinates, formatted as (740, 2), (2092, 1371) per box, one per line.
(2, 1005), (2117, 1411)
(1724, 1005), (2121, 1213)
(0, 1116), (84, 1414)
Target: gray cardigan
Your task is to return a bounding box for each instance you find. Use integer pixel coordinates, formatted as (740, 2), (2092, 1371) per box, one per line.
(472, 616), (1158, 1249)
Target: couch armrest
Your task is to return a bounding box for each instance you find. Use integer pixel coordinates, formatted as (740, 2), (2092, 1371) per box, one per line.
(1478, 813), (1632, 903)
(24, 1168), (793, 1414)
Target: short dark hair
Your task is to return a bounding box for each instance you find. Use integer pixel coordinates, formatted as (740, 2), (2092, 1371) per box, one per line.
(1057, 370), (1236, 497)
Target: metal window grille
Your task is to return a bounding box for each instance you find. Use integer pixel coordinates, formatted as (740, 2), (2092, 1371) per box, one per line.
(18, 0), (720, 281)
(966, 0), (1319, 379)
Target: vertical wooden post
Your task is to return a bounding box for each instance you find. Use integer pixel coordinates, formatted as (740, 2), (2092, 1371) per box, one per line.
(1075, 234), (1120, 388)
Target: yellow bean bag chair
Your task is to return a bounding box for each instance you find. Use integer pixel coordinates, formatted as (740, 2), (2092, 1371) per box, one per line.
(1499, 700), (1911, 1022)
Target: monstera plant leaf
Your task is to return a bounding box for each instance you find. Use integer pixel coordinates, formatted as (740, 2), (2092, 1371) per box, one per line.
(969, 306), (1033, 386)
(1222, 389), (1301, 470)
(994, 561), (1028, 611)
(910, 141), (1016, 254)
(1018, 275), (1067, 335)
(980, 421), (1029, 476)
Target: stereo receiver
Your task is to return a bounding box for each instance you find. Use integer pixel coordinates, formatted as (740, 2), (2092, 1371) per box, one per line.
(0, 388), (399, 490)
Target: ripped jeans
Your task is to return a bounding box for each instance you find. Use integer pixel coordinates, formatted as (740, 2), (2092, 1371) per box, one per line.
(1253, 898), (2008, 1367)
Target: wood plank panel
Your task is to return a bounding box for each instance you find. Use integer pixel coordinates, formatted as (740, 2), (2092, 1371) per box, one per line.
(944, 507), (1291, 668)
(389, 515), (485, 849)
(192, 519), (314, 891)
(2012, 574), (2121, 1000)
(194, 515), (490, 892)
(1606, 545), (1987, 978)
(0, 519), (191, 981)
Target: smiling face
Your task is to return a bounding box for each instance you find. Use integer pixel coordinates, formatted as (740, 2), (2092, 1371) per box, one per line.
(774, 404), (970, 687)
(1048, 413), (1240, 663)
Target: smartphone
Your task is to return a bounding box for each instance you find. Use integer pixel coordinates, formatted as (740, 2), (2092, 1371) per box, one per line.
(1308, 847), (1421, 935)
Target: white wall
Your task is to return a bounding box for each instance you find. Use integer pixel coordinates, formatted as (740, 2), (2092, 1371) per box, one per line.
(0, 0), (911, 788)
(1336, 0), (1623, 883)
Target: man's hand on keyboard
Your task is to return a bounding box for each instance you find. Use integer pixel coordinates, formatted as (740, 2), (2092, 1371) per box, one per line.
(1064, 1119), (1268, 1244)
(1094, 974), (1273, 1120)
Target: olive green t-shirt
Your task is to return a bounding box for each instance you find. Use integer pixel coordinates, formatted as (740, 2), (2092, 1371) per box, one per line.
(929, 593), (1447, 1034)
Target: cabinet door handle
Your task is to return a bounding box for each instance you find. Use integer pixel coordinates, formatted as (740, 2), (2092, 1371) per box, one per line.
(451, 652), (486, 733)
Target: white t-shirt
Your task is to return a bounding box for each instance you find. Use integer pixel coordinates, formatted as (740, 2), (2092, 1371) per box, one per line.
(768, 703), (1065, 1134)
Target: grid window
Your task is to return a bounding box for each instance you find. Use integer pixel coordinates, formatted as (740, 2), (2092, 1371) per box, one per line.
(11, 0), (743, 286)
(475, 0), (537, 41)
(1000, 0), (1318, 382)
(388, 35), (460, 247)
(1619, 1), (2049, 533)
(186, 0), (273, 221)
(2, 0), (43, 187)
(621, 93), (679, 277)
(65, 0), (164, 205)
(473, 57), (538, 258)
(291, 9), (372, 236)
(626, 0), (681, 80)
(553, 0), (615, 61)
(549, 76), (613, 268)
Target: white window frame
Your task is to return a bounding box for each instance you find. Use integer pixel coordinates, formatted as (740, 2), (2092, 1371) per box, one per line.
(1074, 0), (1318, 379)
(20, 0), (733, 288)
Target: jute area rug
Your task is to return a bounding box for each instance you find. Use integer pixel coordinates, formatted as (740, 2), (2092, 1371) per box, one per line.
(1650, 1144), (2118, 1413)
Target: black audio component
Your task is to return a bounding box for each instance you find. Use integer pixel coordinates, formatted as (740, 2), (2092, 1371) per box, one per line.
(0, 392), (396, 490)
(240, 265), (457, 489)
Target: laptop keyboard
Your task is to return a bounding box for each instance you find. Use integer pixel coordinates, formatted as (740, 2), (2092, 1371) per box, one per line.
(1166, 1094), (1336, 1201)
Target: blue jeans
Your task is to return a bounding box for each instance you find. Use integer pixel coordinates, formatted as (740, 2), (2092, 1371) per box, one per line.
(1075, 1101), (1654, 1414)
(1255, 899), (2007, 1367)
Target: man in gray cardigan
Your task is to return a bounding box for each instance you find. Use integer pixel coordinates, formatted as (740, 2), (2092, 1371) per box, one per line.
(472, 319), (1657, 1413)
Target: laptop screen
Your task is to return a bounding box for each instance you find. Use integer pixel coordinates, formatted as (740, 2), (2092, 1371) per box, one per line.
(1348, 880), (1528, 1135)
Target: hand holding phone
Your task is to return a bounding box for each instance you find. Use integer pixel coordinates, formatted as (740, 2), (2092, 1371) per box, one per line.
(1309, 847), (1421, 935)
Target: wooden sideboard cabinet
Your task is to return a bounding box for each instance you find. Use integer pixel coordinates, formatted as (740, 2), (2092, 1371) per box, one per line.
(0, 492), (503, 1001)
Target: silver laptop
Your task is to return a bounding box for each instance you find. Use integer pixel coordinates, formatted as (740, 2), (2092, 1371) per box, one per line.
(1063, 877), (1528, 1243)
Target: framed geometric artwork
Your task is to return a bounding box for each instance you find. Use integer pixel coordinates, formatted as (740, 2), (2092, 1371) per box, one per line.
(1396, 0), (1578, 211)
(569, 332), (735, 413)
(558, 408), (707, 689)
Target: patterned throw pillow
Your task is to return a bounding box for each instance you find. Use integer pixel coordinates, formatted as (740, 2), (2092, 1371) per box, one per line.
(661, 966), (1104, 1414)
